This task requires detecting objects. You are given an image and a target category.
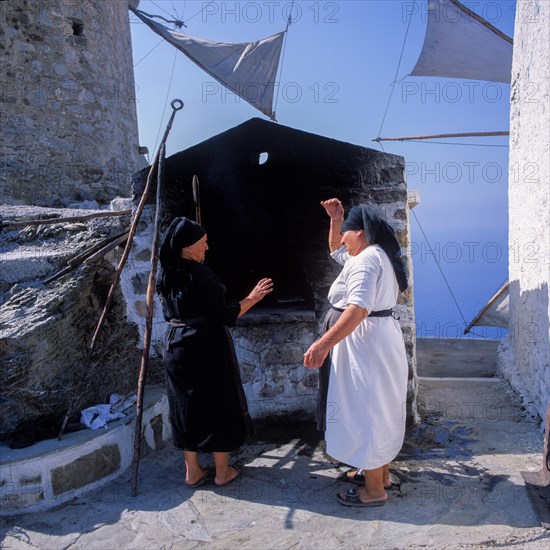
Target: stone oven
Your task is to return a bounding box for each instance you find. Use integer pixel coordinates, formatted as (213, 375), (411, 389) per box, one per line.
(128, 118), (417, 422)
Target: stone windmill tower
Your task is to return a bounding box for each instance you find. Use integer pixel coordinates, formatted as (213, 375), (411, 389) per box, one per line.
(0, 0), (147, 449)
(0, 0), (141, 206)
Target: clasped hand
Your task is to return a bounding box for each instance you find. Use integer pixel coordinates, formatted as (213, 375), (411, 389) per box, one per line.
(303, 340), (329, 369)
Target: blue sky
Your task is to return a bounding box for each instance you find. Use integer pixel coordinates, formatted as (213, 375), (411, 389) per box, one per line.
(129, 0), (515, 338)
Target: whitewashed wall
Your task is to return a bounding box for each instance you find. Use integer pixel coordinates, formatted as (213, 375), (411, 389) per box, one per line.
(498, 0), (550, 422)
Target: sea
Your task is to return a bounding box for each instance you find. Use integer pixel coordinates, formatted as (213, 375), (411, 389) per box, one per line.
(411, 225), (508, 342)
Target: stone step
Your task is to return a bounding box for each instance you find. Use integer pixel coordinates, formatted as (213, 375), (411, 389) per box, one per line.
(416, 338), (499, 378)
(418, 376), (526, 423)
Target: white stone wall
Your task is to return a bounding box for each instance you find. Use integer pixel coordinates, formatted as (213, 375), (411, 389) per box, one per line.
(118, 205), (167, 357)
(0, 0), (140, 206)
(499, 0), (550, 422)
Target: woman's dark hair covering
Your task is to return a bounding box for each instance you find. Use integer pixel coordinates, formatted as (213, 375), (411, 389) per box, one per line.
(341, 205), (408, 292)
(157, 217), (206, 295)
(159, 217), (205, 266)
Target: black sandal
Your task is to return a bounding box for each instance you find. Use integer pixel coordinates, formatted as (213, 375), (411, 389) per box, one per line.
(339, 469), (401, 489)
(336, 488), (387, 507)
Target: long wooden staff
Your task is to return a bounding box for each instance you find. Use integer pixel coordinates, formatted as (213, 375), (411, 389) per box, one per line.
(131, 139), (167, 496)
(90, 99), (183, 350)
(58, 100), (183, 441)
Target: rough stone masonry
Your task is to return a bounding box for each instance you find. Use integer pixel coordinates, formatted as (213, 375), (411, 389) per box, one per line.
(0, 204), (162, 442)
(0, 0), (140, 206)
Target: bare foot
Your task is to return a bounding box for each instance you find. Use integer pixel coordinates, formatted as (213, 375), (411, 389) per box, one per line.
(383, 472), (401, 489)
(354, 486), (388, 504)
(185, 468), (211, 487)
(337, 486), (388, 507)
(346, 470), (394, 489)
(215, 465), (240, 486)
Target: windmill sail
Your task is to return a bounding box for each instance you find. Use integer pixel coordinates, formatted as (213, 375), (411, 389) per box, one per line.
(131, 7), (284, 120)
(464, 281), (509, 334)
(411, 0), (513, 83)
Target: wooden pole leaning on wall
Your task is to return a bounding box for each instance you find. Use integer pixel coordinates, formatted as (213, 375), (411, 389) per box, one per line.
(131, 141), (166, 497)
(90, 99), (184, 351)
(45, 232), (130, 286)
(83, 99), (182, 495)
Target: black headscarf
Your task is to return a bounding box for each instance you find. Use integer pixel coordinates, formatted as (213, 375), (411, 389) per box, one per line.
(157, 216), (206, 294)
(159, 217), (205, 266)
(341, 205), (408, 292)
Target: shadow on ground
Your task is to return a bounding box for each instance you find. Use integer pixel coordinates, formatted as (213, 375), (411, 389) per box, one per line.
(2, 409), (546, 550)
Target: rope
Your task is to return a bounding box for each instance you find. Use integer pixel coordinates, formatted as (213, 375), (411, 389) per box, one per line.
(133, 38), (164, 68)
(273, 0), (295, 119)
(152, 50), (178, 156)
(375, 0), (417, 141)
(132, 5), (186, 28)
(285, 0), (296, 31)
(468, 328), (492, 338)
(372, 0), (504, 339)
(150, 0), (177, 19)
(185, 0), (217, 23)
(412, 209), (497, 339)
(170, 0), (183, 19)
(411, 209), (469, 328)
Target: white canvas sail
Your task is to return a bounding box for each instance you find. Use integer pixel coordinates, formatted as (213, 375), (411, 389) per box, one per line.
(131, 8), (284, 119)
(411, 0), (513, 83)
(464, 281), (509, 334)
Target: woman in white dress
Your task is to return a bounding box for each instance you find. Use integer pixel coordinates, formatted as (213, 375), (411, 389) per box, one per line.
(304, 198), (408, 507)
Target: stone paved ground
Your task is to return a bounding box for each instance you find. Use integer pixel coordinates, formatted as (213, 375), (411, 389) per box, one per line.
(1, 407), (548, 549)
(2, 339), (549, 549)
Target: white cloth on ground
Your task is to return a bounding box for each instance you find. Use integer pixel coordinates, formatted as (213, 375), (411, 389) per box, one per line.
(80, 394), (136, 430)
(325, 245), (408, 469)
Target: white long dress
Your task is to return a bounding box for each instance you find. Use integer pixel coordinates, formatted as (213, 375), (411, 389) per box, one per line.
(325, 244), (408, 470)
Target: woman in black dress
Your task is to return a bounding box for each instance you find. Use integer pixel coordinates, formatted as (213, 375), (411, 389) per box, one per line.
(157, 217), (273, 487)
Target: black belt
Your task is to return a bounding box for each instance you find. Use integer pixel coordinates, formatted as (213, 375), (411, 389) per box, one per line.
(369, 309), (393, 317)
(169, 316), (208, 327)
(330, 305), (393, 317)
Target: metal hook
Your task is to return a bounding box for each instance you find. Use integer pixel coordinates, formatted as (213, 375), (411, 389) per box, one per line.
(171, 99), (184, 111)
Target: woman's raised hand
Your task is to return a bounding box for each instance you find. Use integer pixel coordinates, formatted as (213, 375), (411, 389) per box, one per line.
(239, 278), (274, 317)
(248, 278), (274, 303)
(321, 198), (344, 220)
